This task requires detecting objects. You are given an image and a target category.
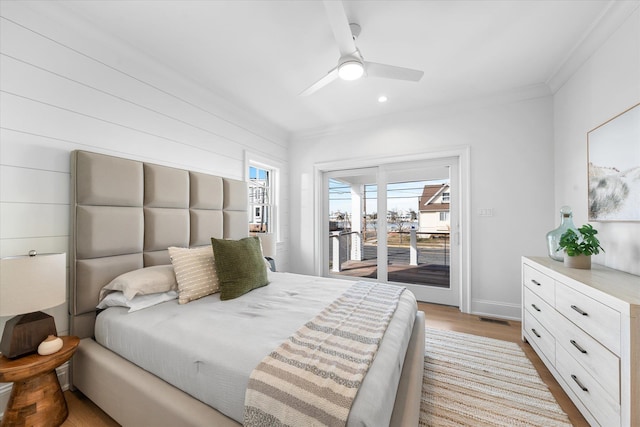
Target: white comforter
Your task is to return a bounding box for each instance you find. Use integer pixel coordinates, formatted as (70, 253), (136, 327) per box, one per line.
(95, 272), (417, 425)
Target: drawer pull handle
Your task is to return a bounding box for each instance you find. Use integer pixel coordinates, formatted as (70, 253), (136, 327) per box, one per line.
(531, 304), (541, 312)
(570, 305), (588, 316)
(570, 339), (588, 354)
(531, 328), (541, 338)
(571, 374), (589, 392)
(531, 279), (541, 286)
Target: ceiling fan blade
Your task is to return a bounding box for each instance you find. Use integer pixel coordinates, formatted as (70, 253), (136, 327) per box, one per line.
(323, 0), (357, 56)
(299, 67), (339, 96)
(365, 61), (424, 82)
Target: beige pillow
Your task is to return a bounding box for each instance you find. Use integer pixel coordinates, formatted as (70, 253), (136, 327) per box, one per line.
(99, 265), (177, 301)
(168, 245), (219, 304)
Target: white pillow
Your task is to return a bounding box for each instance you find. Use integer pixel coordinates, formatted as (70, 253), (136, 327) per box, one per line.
(168, 246), (219, 304)
(97, 291), (178, 313)
(99, 265), (178, 301)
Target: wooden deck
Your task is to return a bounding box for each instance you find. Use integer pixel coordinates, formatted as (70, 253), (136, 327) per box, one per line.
(334, 244), (450, 288)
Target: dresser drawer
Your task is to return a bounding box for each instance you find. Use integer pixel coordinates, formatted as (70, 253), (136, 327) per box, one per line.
(524, 309), (555, 364)
(523, 264), (555, 304)
(556, 345), (620, 426)
(555, 283), (621, 355)
(523, 287), (556, 332)
(554, 312), (620, 402)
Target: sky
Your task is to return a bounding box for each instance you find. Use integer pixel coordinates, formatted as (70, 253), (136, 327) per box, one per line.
(329, 178), (448, 215)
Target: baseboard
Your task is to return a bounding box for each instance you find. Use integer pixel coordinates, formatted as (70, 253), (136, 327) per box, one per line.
(0, 361), (70, 421)
(471, 299), (521, 321)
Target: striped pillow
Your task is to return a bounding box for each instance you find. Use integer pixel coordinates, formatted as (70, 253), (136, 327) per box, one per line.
(168, 245), (219, 304)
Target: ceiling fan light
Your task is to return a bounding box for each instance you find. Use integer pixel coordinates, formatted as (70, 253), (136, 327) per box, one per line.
(338, 60), (364, 81)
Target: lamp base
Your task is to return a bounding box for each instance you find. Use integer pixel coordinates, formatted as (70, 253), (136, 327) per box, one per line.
(265, 257), (276, 272)
(0, 312), (57, 359)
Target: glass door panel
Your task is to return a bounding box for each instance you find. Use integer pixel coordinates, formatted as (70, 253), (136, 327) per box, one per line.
(327, 172), (377, 279)
(386, 178), (450, 289)
(324, 158), (459, 307)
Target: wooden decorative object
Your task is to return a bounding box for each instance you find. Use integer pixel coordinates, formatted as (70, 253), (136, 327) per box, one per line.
(563, 254), (591, 270)
(0, 311), (57, 358)
(0, 335), (79, 427)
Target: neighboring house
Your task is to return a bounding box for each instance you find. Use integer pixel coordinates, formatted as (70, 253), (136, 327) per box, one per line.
(418, 184), (450, 233)
(249, 172), (269, 232)
(386, 211), (413, 222)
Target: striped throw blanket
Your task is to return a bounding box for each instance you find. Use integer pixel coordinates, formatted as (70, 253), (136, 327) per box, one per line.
(244, 281), (405, 427)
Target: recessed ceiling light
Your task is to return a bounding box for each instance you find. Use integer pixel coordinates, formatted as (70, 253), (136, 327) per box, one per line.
(378, 95), (388, 103)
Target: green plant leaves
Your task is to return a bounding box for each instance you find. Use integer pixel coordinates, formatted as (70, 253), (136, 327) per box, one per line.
(557, 224), (604, 256)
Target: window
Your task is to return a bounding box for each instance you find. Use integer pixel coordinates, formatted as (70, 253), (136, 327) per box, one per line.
(249, 165), (273, 233)
(439, 211), (450, 221)
(246, 151), (281, 240)
(442, 192), (450, 203)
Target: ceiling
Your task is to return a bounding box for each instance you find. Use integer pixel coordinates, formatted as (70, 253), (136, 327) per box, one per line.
(57, 0), (615, 135)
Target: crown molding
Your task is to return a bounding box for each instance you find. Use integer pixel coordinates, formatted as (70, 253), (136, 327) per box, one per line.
(546, 0), (640, 94)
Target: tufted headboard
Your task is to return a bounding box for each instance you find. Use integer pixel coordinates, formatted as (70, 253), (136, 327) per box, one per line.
(69, 150), (248, 338)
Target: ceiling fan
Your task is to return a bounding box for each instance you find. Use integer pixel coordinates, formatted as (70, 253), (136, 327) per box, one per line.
(300, 0), (424, 96)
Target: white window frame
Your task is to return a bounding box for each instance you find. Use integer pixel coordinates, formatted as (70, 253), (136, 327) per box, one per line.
(248, 166), (271, 232)
(245, 151), (281, 241)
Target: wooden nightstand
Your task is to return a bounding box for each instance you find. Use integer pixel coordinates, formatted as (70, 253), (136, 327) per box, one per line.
(0, 335), (79, 427)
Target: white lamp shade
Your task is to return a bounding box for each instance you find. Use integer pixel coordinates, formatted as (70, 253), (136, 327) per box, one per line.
(0, 253), (66, 316)
(258, 233), (277, 259)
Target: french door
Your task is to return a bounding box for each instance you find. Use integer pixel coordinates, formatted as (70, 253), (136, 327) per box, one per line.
(324, 158), (460, 307)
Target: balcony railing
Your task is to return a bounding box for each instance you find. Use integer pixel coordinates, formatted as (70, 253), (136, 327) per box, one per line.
(329, 230), (450, 287)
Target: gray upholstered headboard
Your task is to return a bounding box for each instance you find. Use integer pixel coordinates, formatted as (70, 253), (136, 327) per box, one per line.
(69, 150), (248, 338)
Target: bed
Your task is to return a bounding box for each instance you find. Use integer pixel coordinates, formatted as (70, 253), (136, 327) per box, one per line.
(69, 150), (425, 426)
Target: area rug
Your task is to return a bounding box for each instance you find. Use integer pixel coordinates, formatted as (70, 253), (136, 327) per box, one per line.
(420, 328), (572, 426)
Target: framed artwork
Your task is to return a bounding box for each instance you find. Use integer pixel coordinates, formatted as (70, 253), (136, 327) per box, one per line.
(587, 103), (640, 221)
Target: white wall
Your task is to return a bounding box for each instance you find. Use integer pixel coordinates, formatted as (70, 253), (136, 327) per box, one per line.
(288, 4), (640, 319)
(0, 2), (290, 340)
(554, 7), (640, 276)
(289, 93), (555, 319)
(1, 0), (635, 345)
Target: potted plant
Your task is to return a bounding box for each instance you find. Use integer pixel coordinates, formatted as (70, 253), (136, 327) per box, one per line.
(557, 224), (604, 269)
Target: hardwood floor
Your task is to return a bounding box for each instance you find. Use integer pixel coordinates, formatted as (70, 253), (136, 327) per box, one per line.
(60, 302), (589, 426)
(61, 391), (118, 427)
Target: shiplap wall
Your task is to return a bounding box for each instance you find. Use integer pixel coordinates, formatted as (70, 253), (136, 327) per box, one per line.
(0, 2), (290, 343)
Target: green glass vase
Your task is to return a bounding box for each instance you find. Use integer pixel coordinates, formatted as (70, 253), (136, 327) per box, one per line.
(546, 206), (576, 261)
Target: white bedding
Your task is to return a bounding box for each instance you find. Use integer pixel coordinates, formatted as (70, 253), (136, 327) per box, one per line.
(95, 272), (417, 425)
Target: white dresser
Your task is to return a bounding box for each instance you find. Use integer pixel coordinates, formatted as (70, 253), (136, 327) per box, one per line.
(521, 256), (640, 427)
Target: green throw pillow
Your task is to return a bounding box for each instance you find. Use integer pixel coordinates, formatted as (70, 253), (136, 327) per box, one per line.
(210, 236), (269, 300)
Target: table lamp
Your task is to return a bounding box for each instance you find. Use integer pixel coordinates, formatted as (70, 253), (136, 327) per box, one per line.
(0, 251), (66, 358)
(257, 233), (277, 271)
